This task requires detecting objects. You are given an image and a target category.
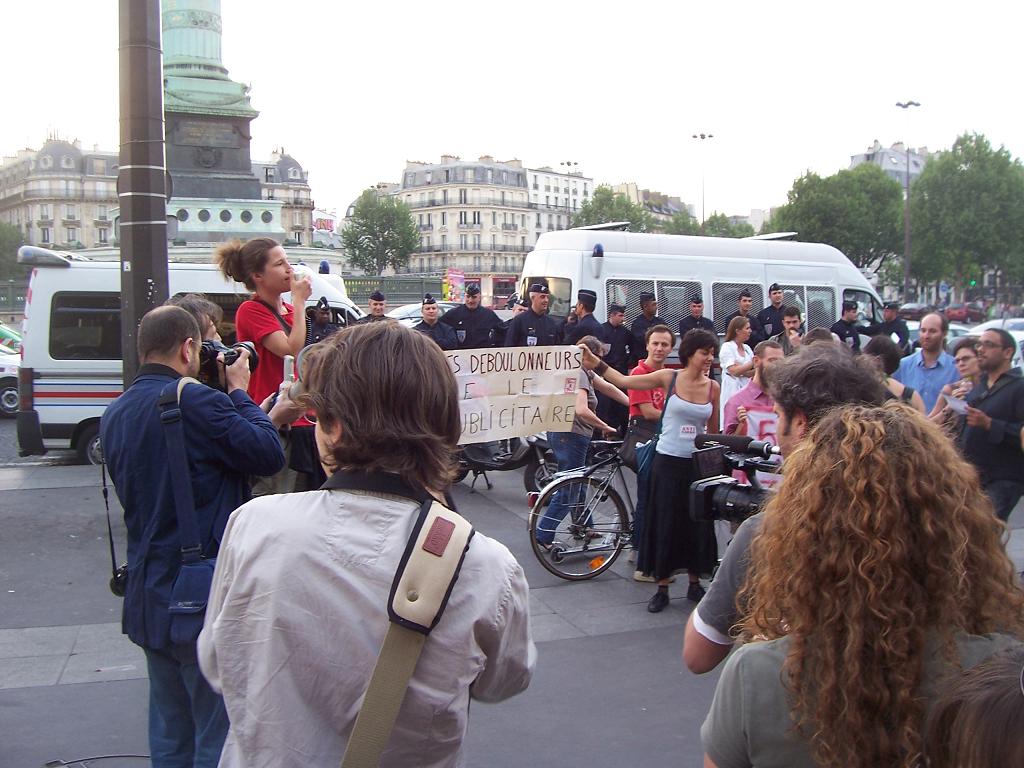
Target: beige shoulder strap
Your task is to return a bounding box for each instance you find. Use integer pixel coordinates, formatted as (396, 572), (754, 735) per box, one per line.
(340, 500), (473, 768)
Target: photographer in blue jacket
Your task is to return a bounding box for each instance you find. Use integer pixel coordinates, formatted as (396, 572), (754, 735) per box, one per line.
(100, 305), (285, 768)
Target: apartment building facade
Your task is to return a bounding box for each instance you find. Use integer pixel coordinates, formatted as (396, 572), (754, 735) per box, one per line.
(0, 139), (118, 249)
(526, 165), (593, 235)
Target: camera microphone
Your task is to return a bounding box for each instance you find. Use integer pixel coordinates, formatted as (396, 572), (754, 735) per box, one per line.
(695, 433), (780, 459)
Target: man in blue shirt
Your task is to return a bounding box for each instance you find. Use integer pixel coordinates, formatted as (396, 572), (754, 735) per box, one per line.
(893, 312), (959, 412)
(101, 306), (285, 767)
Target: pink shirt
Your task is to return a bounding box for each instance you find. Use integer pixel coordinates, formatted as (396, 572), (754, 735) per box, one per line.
(722, 378), (773, 436)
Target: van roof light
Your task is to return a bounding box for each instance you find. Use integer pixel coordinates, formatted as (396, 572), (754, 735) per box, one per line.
(17, 246), (89, 267)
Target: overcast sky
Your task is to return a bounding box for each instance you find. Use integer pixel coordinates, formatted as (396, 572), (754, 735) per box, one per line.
(4, 1), (1021, 220)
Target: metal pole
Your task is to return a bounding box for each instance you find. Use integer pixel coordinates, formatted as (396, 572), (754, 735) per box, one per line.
(895, 101), (920, 302)
(118, 0), (169, 383)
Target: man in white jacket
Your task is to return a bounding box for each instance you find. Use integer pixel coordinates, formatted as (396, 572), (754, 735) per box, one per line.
(199, 322), (535, 768)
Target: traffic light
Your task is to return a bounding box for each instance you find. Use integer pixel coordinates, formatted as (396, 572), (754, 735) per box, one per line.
(969, 279), (977, 287)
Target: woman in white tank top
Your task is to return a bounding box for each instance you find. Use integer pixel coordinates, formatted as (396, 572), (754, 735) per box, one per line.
(578, 328), (721, 613)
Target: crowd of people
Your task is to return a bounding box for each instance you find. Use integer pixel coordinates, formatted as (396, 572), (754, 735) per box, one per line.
(98, 236), (1024, 768)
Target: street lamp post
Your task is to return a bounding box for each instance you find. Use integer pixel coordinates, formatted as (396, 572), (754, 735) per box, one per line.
(692, 133), (714, 232)
(560, 161), (578, 229)
(896, 100), (920, 302)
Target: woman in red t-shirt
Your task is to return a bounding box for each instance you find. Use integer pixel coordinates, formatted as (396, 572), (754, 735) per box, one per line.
(216, 238), (313, 494)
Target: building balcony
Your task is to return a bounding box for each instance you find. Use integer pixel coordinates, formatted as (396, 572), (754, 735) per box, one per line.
(457, 222), (482, 229)
(418, 224), (433, 231)
(413, 244), (530, 254)
(20, 189), (117, 202)
(405, 197), (533, 211)
(62, 216), (80, 224)
(501, 223), (518, 231)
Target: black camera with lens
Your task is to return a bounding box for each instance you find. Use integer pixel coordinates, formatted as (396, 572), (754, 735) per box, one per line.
(688, 435), (780, 524)
(197, 340), (259, 390)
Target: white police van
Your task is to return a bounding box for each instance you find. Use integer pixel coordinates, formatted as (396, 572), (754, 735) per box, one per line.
(16, 246), (363, 464)
(519, 228), (883, 353)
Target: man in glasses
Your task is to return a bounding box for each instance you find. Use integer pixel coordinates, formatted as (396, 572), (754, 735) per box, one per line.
(960, 328), (1024, 521)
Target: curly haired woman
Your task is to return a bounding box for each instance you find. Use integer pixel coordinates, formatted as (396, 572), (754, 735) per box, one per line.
(701, 403), (1024, 768)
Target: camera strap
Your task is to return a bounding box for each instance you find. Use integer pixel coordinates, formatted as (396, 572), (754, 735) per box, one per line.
(158, 378), (206, 562)
(255, 298), (293, 334)
(100, 461), (119, 578)
(324, 471), (473, 768)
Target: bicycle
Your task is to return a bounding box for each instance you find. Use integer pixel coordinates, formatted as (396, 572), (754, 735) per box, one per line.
(527, 440), (637, 580)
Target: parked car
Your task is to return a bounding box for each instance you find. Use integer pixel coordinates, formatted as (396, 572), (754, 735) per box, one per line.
(0, 345), (19, 418)
(0, 322), (21, 352)
(971, 318), (1024, 333)
(942, 303), (986, 323)
(898, 302), (936, 321)
(386, 301), (460, 328)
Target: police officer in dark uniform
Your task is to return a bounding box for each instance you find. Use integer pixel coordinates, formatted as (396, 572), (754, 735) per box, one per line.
(679, 294), (715, 337)
(356, 290), (389, 323)
(306, 296), (343, 344)
(413, 293), (459, 350)
(440, 283), (502, 349)
(861, 300), (911, 354)
(563, 289), (603, 345)
(724, 289), (767, 346)
(630, 292), (667, 359)
(504, 283), (562, 347)
(831, 300), (862, 352)
(600, 304), (636, 374)
(756, 283), (786, 339)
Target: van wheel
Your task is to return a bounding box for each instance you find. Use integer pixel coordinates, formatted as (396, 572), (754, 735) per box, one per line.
(0, 378), (17, 418)
(76, 423), (104, 466)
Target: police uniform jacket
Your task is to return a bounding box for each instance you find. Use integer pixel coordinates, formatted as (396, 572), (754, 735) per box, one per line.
(440, 304), (503, 349)
(504, 309), (562, 347)
(679, 315), (715, 337)
(563, 312), (603, 345)
(600, 322), (635, 373)
(724, 311), (767, 347)
(99, 364), (285, 650)
(863, 318), (911, 352)
(831, 319), (862, 352)
(414, 319), (459, 351)
(756, 304), (786, 339)
(630, 314), (668, 357)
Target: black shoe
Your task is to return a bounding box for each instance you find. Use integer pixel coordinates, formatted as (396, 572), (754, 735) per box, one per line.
(687, 582), (706, 603)
(647, 590), (670, 613)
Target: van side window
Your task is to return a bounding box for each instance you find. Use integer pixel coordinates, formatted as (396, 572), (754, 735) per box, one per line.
(170, 292), (247, 345)
(655, 280), (702, 332)
(807, 287), (838, 329)
(712, 283), (764, 335)
(606, 279), (655, 328)
(50, 292), (122, 360)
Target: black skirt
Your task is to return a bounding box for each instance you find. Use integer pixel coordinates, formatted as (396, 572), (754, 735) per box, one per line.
(637, 452), (718, 580)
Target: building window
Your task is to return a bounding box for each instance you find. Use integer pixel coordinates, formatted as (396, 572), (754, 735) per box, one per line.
(425, 171), (433, 184)
(39, 155), (53, 169)
(264, 168), (275, 182)
(458, 189), (467, 204)
(487, 169), (493, 183)
(442, 189), (448, 204)
(492, 212), (497, 225)
(472, 211), (481, 225)
(444, 169), (450, 183)
(459, 211), (468, 225)
(40, 204), (50, 220)
(473, 234), (481, 249)
(65, 205), (77, 220)
(220, 209), (232, 222)
(261, 211), (273, 223)
(41, 227), (51, 243)
(440, 212), (447, 226)
(241, 210), (252, 223)
(198, 209), (211, 222)
(441, 234), (447, 248)
(66, 227), (77, 243)
(98, 228), (108, 244)
(466, 169), (474, 183)
(460, 234), (468, 249)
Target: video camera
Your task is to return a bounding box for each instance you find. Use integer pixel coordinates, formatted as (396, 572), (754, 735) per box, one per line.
(197, 340), (258, 391)
(689, 434), (781, 524)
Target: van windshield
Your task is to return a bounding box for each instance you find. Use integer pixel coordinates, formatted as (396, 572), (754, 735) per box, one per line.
(524, 277), (572, 318)
(843, 289), (882, 324)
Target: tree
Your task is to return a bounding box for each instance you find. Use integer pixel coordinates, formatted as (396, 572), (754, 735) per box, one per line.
(662, 210), (702, 235)
(0, 222), (27, 280)
(701, 213), (755, 238)
(341, 190), (419, 275)
(768, 164), (903, 270)
(911, 133), (1024, 294)
(571, 186), (653, 232)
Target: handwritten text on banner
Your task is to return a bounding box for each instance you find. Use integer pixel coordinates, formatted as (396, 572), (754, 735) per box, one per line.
(445, 346), (583, 444)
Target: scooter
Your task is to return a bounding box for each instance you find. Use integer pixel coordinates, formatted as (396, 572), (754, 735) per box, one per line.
(455, 433), (556, 492)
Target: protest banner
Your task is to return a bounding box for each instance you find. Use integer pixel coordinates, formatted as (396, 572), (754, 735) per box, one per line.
(446, 345), (583, 444)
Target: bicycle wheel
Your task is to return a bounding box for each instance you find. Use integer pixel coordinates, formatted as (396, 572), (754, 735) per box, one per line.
(528, 474), (630, 580)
